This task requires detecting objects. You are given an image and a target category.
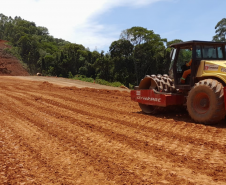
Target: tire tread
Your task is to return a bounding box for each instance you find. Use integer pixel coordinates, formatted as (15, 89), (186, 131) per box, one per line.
(187, 79), (225, 124)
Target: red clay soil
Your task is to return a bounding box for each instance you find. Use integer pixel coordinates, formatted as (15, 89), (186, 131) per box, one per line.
(1, 77), (226, 184)
(0, 40), (29, 76)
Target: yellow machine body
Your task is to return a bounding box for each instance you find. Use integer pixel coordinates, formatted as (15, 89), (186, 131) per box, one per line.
(196, 60), (226, 84)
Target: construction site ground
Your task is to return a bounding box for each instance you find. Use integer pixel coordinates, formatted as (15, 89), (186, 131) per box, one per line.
(1, 76), (226, 184)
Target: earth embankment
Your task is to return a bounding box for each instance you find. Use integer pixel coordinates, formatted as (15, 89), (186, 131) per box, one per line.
(0, 40), (29, 76)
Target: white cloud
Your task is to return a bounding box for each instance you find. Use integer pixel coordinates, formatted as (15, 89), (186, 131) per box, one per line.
(1, 0), (166, 51)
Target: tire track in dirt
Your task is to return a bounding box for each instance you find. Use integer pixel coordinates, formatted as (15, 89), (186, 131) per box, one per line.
(0, 102), (198, 184)
(0, 94), (197, 184)
(0, 120), (63, 184)
(0, 110), (111, 185)
(11, 88), (226, 157)
(4, 84), (226, 167)
(1, 90), (226, 183)
(0, 93), (151, 184)
(7, 82), (133, 114)
(1, 84), (221, 137)
(1, 78), (226, 184)
(8, 82), (226, 147)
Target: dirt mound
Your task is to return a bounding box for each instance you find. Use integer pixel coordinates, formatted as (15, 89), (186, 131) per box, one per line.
(0, 40), (29, 76)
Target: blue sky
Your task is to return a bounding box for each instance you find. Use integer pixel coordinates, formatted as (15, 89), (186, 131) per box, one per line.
(1, 0), (226, 52)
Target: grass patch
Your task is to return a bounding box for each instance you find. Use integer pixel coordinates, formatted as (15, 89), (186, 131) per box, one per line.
(71, 75), (124, 87)
(72, 75), (94, 83)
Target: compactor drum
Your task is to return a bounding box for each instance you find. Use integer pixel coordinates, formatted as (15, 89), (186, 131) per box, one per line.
(139, 74), (176, 93)
(138, 74), (176, 114)
(131, 40), (226, 124)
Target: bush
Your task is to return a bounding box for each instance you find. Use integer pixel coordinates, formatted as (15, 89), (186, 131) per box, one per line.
(71, 75), (125, 87)
(129, 83), (134, 89)
(73, 75), (94, 83)
(47, 66), (54, 76)
(68, 71), (73, 78)
(95, 78), (124, 87)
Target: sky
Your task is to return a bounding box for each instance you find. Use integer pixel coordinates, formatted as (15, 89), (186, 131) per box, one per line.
(1, 0), (226, 52)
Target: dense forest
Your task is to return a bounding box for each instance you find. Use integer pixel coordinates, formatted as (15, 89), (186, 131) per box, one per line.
(0, 13), (225, 87)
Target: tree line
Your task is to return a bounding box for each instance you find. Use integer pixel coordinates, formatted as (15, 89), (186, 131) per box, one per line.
(0, 13), (224, 87)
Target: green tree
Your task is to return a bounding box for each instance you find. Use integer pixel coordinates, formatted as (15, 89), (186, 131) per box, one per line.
(94, 51), (113, 81)
(110, 39), (135, 86)
(120, 27), (167, 85)
(110, 39), (133, 57)
(213, 18), (226, 41)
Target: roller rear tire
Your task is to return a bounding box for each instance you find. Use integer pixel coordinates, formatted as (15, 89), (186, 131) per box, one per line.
(187, 79), (225, 124)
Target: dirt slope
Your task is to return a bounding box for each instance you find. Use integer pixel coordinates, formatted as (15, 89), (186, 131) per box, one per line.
(0, 77), (226, 184)
(0, 40), (29, 76)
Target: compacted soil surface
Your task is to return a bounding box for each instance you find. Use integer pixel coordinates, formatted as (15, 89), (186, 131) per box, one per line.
(0, 76), (226, 184)
(15, 76), (130, 91)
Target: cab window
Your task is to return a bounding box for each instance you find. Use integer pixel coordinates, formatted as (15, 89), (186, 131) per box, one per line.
(176, 48), (192, 72)
(202, 45), (223, 59)
(196, 45), (201, 58)
(202, 46), (216, 58)
(218, 47), (223, 58)
(169, 48), (176, 70)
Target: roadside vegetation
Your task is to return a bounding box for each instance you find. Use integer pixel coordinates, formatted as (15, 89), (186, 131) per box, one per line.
(0, 13), (225, 87)
(70, 74), (126, 88)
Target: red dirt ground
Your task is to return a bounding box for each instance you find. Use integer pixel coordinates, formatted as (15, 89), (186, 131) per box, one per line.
(0, 40), (29, 76)
(0, 77), (226, 184)
(0, 40), (226, 184)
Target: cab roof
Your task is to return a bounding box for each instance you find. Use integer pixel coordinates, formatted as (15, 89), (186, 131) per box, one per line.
(170, 40), (226, 48)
